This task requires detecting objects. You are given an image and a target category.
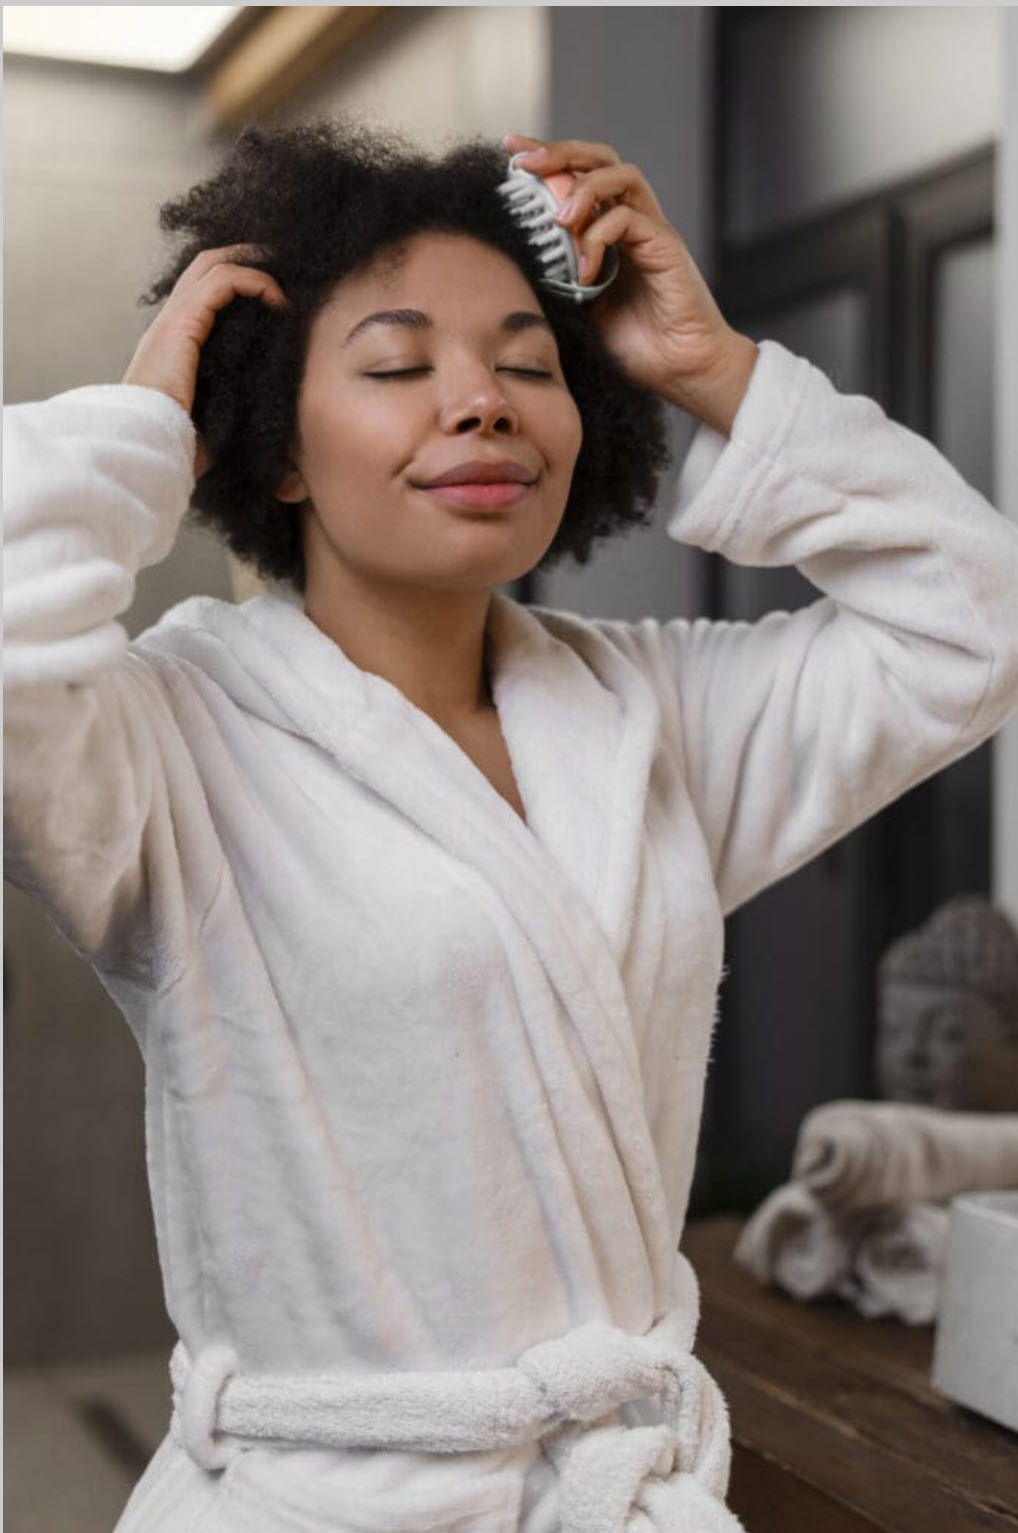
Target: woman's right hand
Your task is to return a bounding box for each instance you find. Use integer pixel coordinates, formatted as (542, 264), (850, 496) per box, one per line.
(122, 244), (288, 477)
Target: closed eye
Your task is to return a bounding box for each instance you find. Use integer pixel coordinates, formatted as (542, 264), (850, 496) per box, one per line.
(364, 367), (554, 380)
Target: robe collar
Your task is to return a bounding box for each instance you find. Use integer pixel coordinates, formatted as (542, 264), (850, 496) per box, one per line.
(141, 590), (661, 966)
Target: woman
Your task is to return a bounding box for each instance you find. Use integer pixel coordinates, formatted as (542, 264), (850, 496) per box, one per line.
(5, 119), (1018, 1533)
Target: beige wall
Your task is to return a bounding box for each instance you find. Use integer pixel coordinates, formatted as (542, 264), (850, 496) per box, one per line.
(274, 6), (548, 150)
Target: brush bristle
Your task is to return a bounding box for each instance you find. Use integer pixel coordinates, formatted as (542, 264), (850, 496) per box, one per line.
(497, 156), (619, 303)
(497, 167), (578, 283)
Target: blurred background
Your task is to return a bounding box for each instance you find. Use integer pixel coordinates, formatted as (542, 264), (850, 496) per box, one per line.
(4, 7), (1017, 1529)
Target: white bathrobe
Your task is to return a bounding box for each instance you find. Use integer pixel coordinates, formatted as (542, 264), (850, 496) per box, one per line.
(5, 340), (1018, 1533)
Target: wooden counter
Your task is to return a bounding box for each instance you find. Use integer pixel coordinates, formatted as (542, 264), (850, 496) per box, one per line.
(681, 1216), (1018, 1532)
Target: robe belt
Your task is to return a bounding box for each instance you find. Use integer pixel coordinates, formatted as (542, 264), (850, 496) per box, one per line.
(169, 1291), (737, 1532)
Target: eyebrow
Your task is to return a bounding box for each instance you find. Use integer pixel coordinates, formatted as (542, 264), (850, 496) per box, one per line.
(341, 307), (553, 348)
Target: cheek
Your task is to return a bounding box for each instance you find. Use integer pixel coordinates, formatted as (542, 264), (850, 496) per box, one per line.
(301, 403), (399, 487)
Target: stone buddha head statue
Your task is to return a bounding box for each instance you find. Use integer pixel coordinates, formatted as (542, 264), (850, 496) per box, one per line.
(876, 895), (1018, 1111)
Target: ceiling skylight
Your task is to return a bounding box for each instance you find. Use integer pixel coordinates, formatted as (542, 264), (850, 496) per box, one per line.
(2, 6), (242, 73)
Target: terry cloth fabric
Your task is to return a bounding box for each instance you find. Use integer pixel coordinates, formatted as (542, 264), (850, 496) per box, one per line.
(6, 339), (1018, 1532)
(734, 1101), (1018, 1324)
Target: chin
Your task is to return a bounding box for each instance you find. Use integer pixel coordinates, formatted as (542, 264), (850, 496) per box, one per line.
(422, 565), (533, 596)
(414, 536), (549, 592)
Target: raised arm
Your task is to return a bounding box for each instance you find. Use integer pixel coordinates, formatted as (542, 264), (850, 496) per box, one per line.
(3, 247), (288, 988)
(609, 339), (1018, 916)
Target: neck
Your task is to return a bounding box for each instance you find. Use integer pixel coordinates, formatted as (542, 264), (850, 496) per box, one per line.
(303, 567), (496, 727)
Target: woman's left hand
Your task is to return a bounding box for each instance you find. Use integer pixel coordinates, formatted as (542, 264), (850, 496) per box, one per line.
(504, 133), (758, 435)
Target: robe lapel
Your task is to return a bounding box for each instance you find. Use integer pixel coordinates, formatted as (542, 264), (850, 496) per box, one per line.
(485, 593), (661, 966)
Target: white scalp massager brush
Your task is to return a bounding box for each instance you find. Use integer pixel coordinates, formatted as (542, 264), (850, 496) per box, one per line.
(497, 150), (621, 303)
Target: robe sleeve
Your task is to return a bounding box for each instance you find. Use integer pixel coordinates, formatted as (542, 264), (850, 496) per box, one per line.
(3, 384), (218, 989)
(603, 339), (1018, 918)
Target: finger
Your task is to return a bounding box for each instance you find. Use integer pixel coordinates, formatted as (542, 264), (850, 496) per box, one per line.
(189, 263), (289, 322)
(167, 263), (289, 325)
(174, 243), (274, 294)
(553, 162), (665, 226)
(574, 203), (666, 282)
(514, 138), (622, 173)
(156, 266), (289, 354)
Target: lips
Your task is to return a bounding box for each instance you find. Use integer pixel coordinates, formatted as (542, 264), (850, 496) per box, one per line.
(417, 459), (536, 488)
(421, 481), (531, 509)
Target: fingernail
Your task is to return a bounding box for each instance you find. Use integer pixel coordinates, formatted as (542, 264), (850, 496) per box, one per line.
(555, 197), (576, 223)
(521, 147), (547, 163)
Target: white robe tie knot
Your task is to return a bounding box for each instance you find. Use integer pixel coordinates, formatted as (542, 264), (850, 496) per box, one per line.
(168, 1302), (740, 1530)
(515, 1319), (684, 1426)
(538, 1346), (738, 1531)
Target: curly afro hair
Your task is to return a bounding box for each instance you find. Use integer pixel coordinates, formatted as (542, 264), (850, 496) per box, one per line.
(141, 117), (673, 595)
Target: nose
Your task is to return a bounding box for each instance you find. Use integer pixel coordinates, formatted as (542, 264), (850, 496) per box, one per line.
(439, 364), (520, 436)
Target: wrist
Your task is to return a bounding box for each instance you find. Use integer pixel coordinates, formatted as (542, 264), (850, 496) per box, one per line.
(664, 331), (759, 437)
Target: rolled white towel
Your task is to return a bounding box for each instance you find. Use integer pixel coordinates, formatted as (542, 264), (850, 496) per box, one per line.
(733, 1185), (950, 1325)
(733, 1183), (861, 1300)
(834, 1202), (951, 1325)
(791, 1101), (1018, 1211)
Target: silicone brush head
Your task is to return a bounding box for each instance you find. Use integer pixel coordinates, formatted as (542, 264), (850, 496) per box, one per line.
(496, 151), (620, 304)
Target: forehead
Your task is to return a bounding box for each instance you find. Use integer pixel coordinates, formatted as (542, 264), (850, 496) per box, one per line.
(324, 232), (544, 328)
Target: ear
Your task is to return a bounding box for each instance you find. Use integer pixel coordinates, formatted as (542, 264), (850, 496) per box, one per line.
(275, 464), (309, 503)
